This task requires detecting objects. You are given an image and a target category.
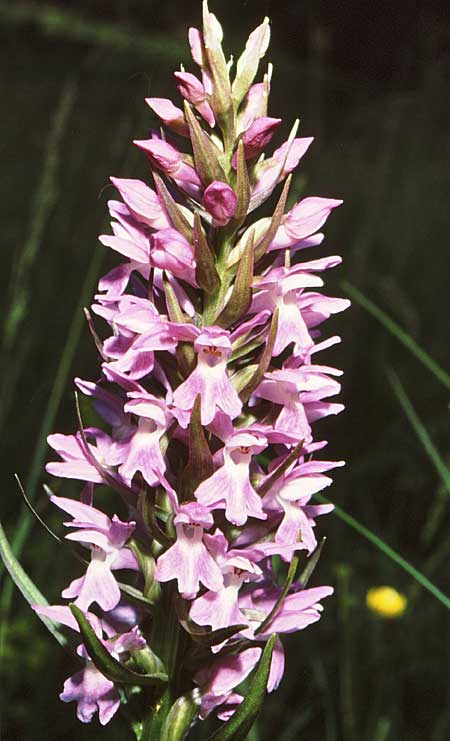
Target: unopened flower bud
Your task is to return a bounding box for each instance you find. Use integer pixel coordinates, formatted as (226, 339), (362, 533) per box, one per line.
(174, 71), (215, 128)
(146, 97), (189, 137)
(150, 227), (197, 285)
(203, 181), (237, 226)
(232, 117), (281, 168)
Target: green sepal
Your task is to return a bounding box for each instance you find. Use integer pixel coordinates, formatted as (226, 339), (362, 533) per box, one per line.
(160, 692), (198, 741)
(208, 634), (277, 740)
(153, 172), (192, 242)
(239, 309), (279, 403)
(216, 231), (254, 328)
(231, 140), (251, 230)
(180, 395), (214, 499)
(0, 520), (68, 648)
(69, 604), (168, 687)
(193, 212), (221, 294)
(184, 102), (226, 186)
(254, 174), (291, 262)
(232, 17), (270, 107)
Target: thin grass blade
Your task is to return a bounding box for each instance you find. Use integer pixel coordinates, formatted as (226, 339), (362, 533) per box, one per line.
(342, 281), (450, 392)
(314, 494), (450, 611)
(0, 521), (66, 647)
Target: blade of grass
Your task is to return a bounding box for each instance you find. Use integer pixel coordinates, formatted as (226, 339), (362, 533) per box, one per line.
(0, 112), (139, 657)
(314, 494), (450, 611)
(0, 2), (185, 62)
(278, 703), (321, 741)
(3, 80), (76, 350)
(6, 112), (137, 554)
(387, 369), (450, 492)
(311, 659), (338, 741)
(408, 532), (450, 607)
(421, 472), (450, 546)
(0, 80), (77, 424)
(336, 564), (356, 741)
(342, 281), (450, 392)
(0, 521), (66, 648)
(373, 717), (391, 741)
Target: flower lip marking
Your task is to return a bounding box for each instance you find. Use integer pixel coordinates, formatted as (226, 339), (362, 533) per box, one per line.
(203, 345), (223, 357)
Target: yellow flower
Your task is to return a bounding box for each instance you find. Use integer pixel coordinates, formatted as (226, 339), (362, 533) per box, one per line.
(366, 586), (407, 619)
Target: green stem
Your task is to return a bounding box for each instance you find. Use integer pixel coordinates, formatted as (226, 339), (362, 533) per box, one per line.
(141, 689), (173, 741)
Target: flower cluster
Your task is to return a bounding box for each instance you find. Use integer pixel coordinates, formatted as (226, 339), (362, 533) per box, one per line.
(36, 3), (348, 734)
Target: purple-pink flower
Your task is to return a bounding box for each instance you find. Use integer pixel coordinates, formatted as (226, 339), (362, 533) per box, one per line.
(30, 4), (348, 735)
(172, 326), (242, 426)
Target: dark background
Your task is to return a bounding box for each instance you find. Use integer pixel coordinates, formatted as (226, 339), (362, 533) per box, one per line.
(1, 1), (449, 739)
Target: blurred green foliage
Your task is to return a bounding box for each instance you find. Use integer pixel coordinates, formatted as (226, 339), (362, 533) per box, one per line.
(1, 1), (450, 739)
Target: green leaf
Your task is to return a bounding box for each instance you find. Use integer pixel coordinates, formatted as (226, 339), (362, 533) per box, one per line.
(141, 688), (173, 740)
(193, 212), (221, 294)
(208, 634), (277, 740)
(387, 369), (450, 494)
(254, 175), (291, 263)
(154, 173), (192, 242)
(184, 102), (226, 186)
(313, 495), (450, 611)
(216, 230), (254, 328)
(240, 309), (278, 403)
(342, 281), (450, 392)
(0, 520), (67, 648)
(70, 604), (169, 686)
(160, 692), (198, 741)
